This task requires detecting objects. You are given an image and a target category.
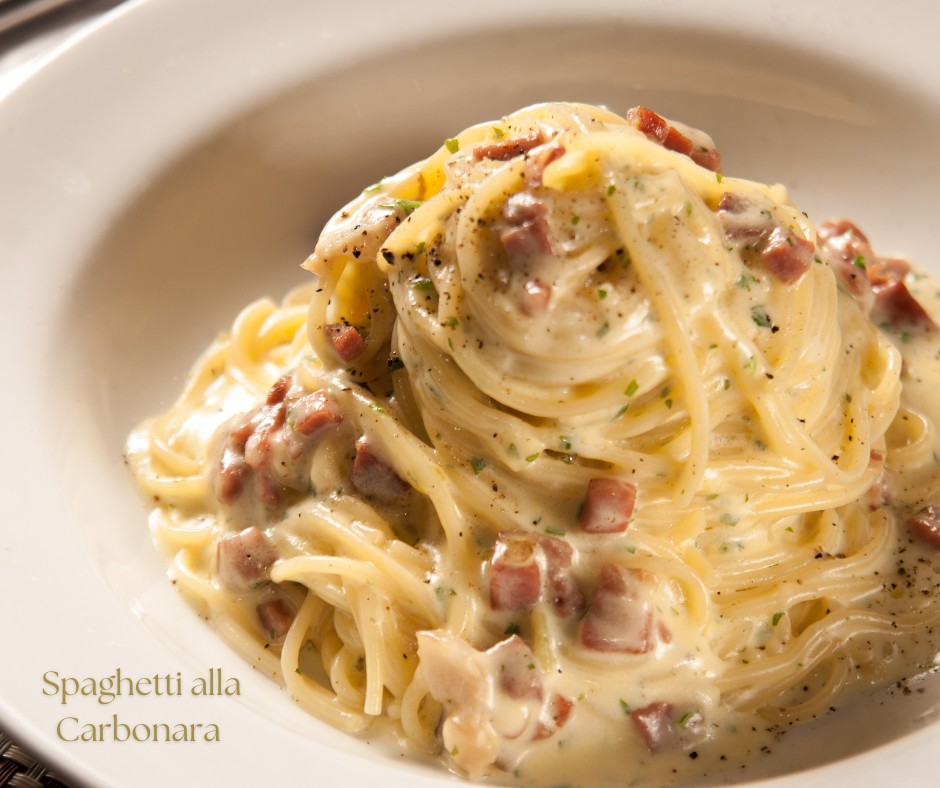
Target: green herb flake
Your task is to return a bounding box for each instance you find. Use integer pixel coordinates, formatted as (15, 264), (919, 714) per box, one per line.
(387, 356), (405, 372)
(469, 457), (488, 475)
(598, 288), (608, 300)
(720, 512), (739, 526)
(379, 198), (423, 216)
(412, 276), (436, 292)
(853, 255), (866, 269)
(445, 316), (460, 327)
(415, 241), (426, 255)
(571, 214), (580, 226)
(607, 184), (617, 196)
(444, 137), (460, 153)
(722, 377), (731, 390)
(545, 526), (566, 537)
(772, 611), (785, 627)
(612, 404), (629, 420)
(625, 379), (639, 397)
(751, 306), (772, 328)
(677, 710), (696, 727)
(596, 321), (610, 339)
(492, 126), (505, 139)
(504, 622), (521, 636)
(716, 172), (723, 183)
(525, 452), (540, 463)
(619, 699), (631, 714)
(559, 436), (572, 451)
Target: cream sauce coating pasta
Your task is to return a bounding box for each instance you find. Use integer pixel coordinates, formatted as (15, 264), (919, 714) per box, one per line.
(126, 103), (940, 785)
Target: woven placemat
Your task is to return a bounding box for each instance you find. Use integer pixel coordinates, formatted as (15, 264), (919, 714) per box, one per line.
(0, 732), (74, 788)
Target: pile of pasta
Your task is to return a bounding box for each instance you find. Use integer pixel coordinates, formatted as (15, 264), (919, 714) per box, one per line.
(127, 103), (940, 784)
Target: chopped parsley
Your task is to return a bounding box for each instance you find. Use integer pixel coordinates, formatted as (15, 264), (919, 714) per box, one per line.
(379, 198), (423, 216)
(625, 379), (639, 397)
(444, 137), (460, 153)
(751, 306), (772, 328)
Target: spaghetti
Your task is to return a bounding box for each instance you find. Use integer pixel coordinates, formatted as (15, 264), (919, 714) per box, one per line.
(126, 103), (940, 784)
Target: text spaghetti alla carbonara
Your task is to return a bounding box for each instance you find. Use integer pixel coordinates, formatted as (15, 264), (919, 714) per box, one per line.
(126, 103), (940, 785)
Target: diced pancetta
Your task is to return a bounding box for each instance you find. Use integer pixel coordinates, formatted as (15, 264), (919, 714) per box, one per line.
(537, 535), (585, 617)
(214, 376), (345, 512)
(579, 564), (654, 653)
(718, 192), (811, 283)
(818, 219), (935, 330)
(217, 526), (278, 591)
(489, 635), (543, 700)
(626, 106), (721, 172)
(908, 505), (940, 549)
(326, 322), (367, 362)
(631, 701), (679, 753)
(256, 599), (294, 639)
(518, 278), (552, 316)
(474, 130), (545, 162)
(350, 436), (412, 505)
(489, 532), (542, 611)
(759, 226), (814, 284)
(870, 278), (936, 332)
(290, 390), (344, 437)
(816, 219), (876, 306)
(500, 191), (555, 265)
(524, 141), (566, 186)
(535, 693), (574, 740)
(488, 532), (584, 617)
(579, 478), (637, 533)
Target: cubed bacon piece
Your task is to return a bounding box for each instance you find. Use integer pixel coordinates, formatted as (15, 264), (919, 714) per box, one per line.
(489, 532), (584, 616)
(535, 693), (574, 740)
(626, 106), (721, 172)
(266, 374), (291, 405)
(217, 526), (278, 591)
(290, 390), (344, 437)
(350, 436), (412, 505)
(256, 599), (294, 639)
(579, 478), (637, 533)
(579, 565), (654, 653)
(218, 447), (250, 503)
(490, 532), (542, 612)
(816, 219), (876, 303)
(488, 635), (543, 700)
(759, 226), (813, 284)
(519, 279), (552, 316)
(538, 535), (585, 617)
(868, 257), (911, 287)
(524, 141), (566, 186)
(502, 191), (546, 225)
(871, 278), (936, 331)
(474, 129), (545, 162)
(631, 701), (679, 753)
(500, 192), (555, 264)
(244, 400), (287, 471)
(908, 505), (940, 549)
(716, 192), (772, 241)
(326, 322), (366, 362)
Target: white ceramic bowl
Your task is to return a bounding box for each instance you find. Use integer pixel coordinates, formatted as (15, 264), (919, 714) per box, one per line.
(2, 1), (939, 785)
